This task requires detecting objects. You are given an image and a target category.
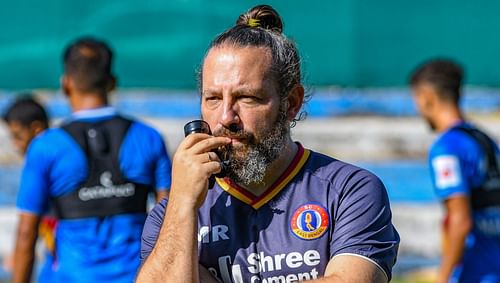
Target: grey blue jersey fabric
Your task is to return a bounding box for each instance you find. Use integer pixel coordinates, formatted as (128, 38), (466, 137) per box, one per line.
(141, 143), (399, 282)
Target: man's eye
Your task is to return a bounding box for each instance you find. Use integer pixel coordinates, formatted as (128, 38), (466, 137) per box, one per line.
(205, 96), (220, 101)
(240, 96), (260, 102)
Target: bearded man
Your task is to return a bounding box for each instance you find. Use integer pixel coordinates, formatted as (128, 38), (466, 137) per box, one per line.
(137, 4), (399, 283)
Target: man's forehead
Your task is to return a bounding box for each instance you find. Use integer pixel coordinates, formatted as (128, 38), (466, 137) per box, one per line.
(7, 120), (28, 130)
(203, 45), (272, 70)
(413, 82), (438, 94)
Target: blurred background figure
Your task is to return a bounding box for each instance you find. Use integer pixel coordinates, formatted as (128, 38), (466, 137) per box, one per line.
(2, 96), (48, 154)
(11, 37), (172, 283)
(410, 59), (500, 283)
(2, 96), (57, 283)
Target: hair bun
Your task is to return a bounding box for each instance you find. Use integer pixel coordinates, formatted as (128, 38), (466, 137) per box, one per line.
(236, 4), (283, 33)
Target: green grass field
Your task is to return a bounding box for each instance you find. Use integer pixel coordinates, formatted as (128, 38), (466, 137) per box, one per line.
(392, 268), (437, 283)
(393, 278), (433, 283)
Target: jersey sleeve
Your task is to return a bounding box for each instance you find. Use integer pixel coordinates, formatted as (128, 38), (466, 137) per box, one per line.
(121, 121), (172, 191)
(140, 198), (167, 263)
(16, 137), (52, 215)
(429, 144), (468, 200)
(329, 169), (399, 281)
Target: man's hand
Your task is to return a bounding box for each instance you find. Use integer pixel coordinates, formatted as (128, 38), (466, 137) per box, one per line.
(136, 134), (230, 283)
(170, 133), (230, 208)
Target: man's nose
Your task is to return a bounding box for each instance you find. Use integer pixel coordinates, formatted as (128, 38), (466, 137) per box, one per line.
(219, 101), (240, 127)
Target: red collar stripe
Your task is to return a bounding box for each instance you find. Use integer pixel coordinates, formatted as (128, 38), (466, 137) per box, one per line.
(216, 143), (310, 209)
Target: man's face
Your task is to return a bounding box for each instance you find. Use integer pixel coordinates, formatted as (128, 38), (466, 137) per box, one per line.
(201, 46), (290, 185)
(412, 83), (437, 131)
(6, 121), (38, 155)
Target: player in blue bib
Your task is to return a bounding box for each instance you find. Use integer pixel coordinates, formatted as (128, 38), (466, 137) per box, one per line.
(138, 5), (399, 282)
(12, 38), (172, 283)
(410, 59), (500, 282)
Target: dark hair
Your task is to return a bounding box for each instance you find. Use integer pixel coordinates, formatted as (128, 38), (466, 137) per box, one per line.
(200, 4), (309, 124)
(63, 37), (114, 93)
(410, 58), (464, 104)
(2, 95), (49, 129)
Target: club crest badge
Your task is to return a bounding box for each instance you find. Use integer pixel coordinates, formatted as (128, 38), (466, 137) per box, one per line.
(290, 203), (329, 240)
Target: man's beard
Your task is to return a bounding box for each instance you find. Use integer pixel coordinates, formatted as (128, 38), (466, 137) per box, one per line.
(213, 108), (289, 186)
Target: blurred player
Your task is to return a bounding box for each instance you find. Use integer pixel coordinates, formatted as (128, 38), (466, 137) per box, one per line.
(2, 96), (57, 282)
(410, 59), (500, 282)
(12, 37), (172, 283)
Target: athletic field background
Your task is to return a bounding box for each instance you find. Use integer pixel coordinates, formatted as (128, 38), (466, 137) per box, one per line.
(1, 1), (500, 282)
(0, 91), (499, 282)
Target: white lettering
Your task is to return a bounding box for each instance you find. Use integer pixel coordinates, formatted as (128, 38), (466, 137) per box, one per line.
(310, 268), (319, 279)
(227, 251), (321, 283)
(213, 225), (230, 242)
(231, 264), (243, 283)
(285, 274), (298, 283)
(218, 256), (232, 283)
(274, 253), (286, 270)
(265, 276), (286, 283)
(78, 183), (135, 201)
(261, 252), (275, 272)
(286, 252), (303, 269)
(198, 225), (230, 243)
(297, 272), (310, 281)
(303, 250), (321, 266)
(198, 226), (210, 243)
(247, 253), (260, 274)
(246, 250), (320, 274)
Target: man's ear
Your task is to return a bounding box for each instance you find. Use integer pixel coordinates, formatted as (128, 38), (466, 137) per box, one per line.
(286, 84), (305, 121)
(61, 75), (72, 97)
(107, 75), (117, 92)
(30, 120), (46, 136)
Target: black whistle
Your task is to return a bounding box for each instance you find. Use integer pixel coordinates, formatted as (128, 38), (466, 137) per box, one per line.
(183, 120), (228, 187)
(183, 120), (212, 136)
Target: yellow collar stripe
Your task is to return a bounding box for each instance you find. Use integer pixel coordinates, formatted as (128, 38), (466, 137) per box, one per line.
(252, 149), (310, 209)
(217, 144), (310, 209)
(216, 178), (253, 204)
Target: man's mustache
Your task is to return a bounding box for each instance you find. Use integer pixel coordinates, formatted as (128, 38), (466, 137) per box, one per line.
(213, 126), (254, 141)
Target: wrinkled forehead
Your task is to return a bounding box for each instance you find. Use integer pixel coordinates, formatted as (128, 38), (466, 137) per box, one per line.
(203, 45), (273, 76)
(201, 45), (277, 92)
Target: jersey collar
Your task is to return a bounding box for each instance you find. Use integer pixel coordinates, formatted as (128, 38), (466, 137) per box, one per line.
(216, 143), (310, 209)
(70, 106), (117, 121)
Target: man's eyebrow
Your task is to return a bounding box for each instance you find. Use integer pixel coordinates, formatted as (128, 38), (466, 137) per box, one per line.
(233, 87), (264, 96)
(202, 87), (264, 97)
(202, 89), (219, 97)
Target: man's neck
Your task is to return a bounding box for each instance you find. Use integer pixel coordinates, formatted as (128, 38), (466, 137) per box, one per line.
(70, 92), (109, 112)
(242, 140), (298, 196)
(435, 105), (464, 133)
